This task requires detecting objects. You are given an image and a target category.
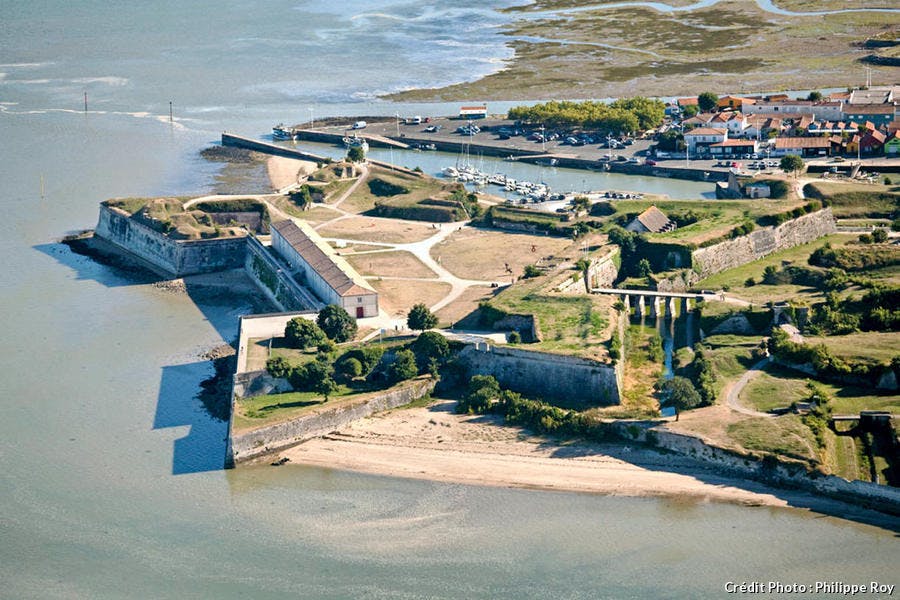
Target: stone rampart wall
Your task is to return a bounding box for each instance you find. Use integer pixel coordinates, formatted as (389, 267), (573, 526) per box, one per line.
(458, 344), (619, 405)
(244, 236), (321, 312)
(95, 204), (247, 276)
(609, 421), (900, 515)
(691, 209), (836, 279)
(229, 378), (436, 463)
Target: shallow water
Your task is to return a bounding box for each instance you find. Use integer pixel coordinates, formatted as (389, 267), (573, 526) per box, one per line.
(1, 2), (897, 598)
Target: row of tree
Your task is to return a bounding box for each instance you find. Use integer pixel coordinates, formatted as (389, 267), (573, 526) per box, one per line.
(507, 97), (665, 134)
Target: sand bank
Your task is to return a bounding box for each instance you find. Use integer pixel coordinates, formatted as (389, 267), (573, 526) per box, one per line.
(280, 399), (790, 507)
(267, 155), (318, 191)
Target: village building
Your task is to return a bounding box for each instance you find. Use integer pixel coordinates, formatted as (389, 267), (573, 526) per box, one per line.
(626, 206), (676, 234)
(709, 139), (758, 157)
(270, 220), (379, 318)
(717, 95), (749, 111)
(683, 127), (727, 154)
(459, 105), (488, 119)
(742, 99), (843, 121)
(773, 136), (832, 157)
(841, 104), (897, 128)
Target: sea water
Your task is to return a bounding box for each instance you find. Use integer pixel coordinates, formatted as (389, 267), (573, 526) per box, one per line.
(0, 2), (896, 598)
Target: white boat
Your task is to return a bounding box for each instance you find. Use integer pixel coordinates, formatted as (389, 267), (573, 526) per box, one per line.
(273, 124), (297, 140)
(342, 134), (369, 152)
(442, 166), (459, 178)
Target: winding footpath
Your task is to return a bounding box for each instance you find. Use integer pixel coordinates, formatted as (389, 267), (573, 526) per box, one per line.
(724, 356), (774, 418)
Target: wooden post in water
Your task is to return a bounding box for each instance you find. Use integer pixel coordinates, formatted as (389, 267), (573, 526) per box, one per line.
(83, 91), (87, 113)
(169, 101), (173, 122)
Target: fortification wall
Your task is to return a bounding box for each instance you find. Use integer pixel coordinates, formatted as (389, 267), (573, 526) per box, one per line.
(95, 204), (247, 276)
(458, 344), (620, 405)
(229, 378), (436, 463)
(244, 236), (321, 312)
(555, 248), (620, 293)
(691, 209), (836, 279)
(609, 421), (900, 515)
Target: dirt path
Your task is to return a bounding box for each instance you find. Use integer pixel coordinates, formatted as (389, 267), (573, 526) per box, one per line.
(724, 356), (774, 418)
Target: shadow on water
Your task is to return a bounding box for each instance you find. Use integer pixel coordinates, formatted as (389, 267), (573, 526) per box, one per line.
(154, 362), (229, 475)
(36, 238), (274, 474)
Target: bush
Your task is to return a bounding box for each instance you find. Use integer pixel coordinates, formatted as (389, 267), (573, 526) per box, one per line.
(411, 331), (450, 371)
(368, 178), (409, 197)
(338, 357), (363, 380)
(457, 375), (501, 414)
(508, 331), (521, 344)
(388, 349), (418, 383)
(745, 276), (757, 287)
(337, 346), (384, 376)
(266, 356), (292, 379)
(285, 317), (327, 350)
(872, 228), (888, 243)
(522, 264), (541, 279)
(317, 339), (336, 354)
(347, 146), (365, 163)
(858, 233), (873, 244)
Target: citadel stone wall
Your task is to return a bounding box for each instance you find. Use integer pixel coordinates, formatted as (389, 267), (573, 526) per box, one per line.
(228, 378), (436, 463)
(95, 204), (247, 277)
(691, 209), (836, 279)
(457, 344), (620, 405)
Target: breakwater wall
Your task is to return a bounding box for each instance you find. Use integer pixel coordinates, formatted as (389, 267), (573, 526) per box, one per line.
(94, 204), (248, 277)
(221, 132), (329, 162)
(691, 208), (836, 279)
(229, 378), (436, 463)
(457, 343), (621, 405)
(610, 421), (900, 516)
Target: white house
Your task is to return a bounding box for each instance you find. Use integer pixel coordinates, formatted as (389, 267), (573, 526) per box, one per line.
(683, 127), (727, 153)
(270, 220), (379, 319)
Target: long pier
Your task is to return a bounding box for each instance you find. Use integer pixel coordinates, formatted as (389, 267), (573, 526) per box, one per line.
(221, 132), (330, 162)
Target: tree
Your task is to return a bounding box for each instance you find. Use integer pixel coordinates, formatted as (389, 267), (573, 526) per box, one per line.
(288, 184), (312, 210)
(572, 196), (590, 212)
(411, 331), (449, 371)
(315, 375), (339, 402)
(681, 104), (699, 118)
(284, 317), (327, 349)
(457, 375), (501, 414)
(304, 358), (335, 397)
(659, 376), (702, 421)
(407, 303), (438, 332)
(388, 349), (418, 383)
(872, 228), (888, 243)
(637, 258), (652, 278)
(807, 91), (823, 102)
(317, 304), (357, 343)
(575, 258), (592, 293)
(780, 154), (804, 177)
(347, 146), (365, 163)
(266, 356), (292, 379)
(698, 92), (719, 113)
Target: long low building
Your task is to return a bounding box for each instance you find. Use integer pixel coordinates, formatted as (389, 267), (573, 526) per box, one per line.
(270, 220), (379, 318)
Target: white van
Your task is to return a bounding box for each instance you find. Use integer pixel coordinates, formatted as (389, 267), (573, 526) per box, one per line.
(351, 121), (367, 130)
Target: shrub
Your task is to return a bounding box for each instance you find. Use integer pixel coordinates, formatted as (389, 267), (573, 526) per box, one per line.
(388, 349), (418, 383)
(522, 264), (542, 279)
(266, 356), (292, 379)
(337, 346), (384, 376)
(407, 303), (438, 331)
(872, 228), (888, 243)
(317, 339), (336, 354)
(745, 276), (757, 287)
(338, 357), (363, 380)
(858, 233), (873, 244)
(457, 375), (501, 414)
(508, 331), (521, 344)
(367, 178), (409, 197)
(411, 331), (450, 371)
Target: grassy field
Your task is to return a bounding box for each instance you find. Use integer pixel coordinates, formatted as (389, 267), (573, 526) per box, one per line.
(387, 2), (891, 102)
(431, 227), (577, 281)
(346, 251), (438, 279)
(696, 233), (857, 303)
(435, 285), (498, 327)
(317, 215), (436, 244)
(726, 415), (818, 463)
(340, 166), (457, 216)
(740, 364), (900, 415)
(370, 279), (452, 318)
(489, 272), (616, 359)
(593, 324), (663, 418)
(232, 388), (362, 431)
(804, 331), (900, 364)
(699, 334), (760, 401)
(804, 181), (900, 219)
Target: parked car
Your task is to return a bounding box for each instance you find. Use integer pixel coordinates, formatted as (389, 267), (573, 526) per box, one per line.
(645, 159), (657, 166)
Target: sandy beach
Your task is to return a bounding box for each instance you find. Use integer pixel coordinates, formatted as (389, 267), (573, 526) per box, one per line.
(266, 155), (318, 191)
(280, 399), (792, 507)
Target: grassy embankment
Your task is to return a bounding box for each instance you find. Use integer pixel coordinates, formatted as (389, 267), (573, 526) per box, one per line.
(105, 196), (265, 239)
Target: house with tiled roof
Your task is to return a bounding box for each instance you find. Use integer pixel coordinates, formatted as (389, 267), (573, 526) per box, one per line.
(885, 134), (900, 156)
(709, 138), (758, 157)
(684, 127), (727, 153)
(773, 136), (832, 157)
(626, 206), (675, 234)
(271, 219), (379, 318)
(860, 130), (887, 154)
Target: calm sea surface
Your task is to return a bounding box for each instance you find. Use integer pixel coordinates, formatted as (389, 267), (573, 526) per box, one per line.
(0, 2), (896, 598)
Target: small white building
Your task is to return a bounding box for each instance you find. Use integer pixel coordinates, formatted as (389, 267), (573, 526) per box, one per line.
(459, 105), (488, 119)
(683, 127), (727, 153)
(270, 220), (379, 319)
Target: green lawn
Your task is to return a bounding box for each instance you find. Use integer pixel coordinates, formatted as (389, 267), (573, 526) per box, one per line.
(804, 181), (899, 219)
(232, 387), (363, 431)
(696, 233), (857, 303)
(804, 332), (900, 364)
(701, 334), (760, 400)
(726, 415), (818, 462)
(740, 364), (900, 415)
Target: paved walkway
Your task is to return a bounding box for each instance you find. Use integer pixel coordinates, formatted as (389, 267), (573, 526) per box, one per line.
(724, 356), (774, 418)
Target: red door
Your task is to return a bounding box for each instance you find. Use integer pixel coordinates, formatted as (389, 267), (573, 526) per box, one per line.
(356, 306), (365, 318)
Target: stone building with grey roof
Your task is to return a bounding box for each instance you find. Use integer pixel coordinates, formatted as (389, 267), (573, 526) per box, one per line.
(626, 206), (676, 234)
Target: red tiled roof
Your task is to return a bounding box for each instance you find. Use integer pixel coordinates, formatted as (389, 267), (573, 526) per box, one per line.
(774, 137), (831, 149)
(685, 127), (727, 136)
